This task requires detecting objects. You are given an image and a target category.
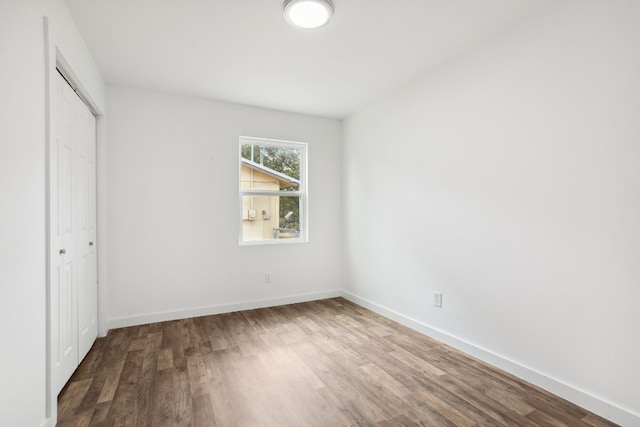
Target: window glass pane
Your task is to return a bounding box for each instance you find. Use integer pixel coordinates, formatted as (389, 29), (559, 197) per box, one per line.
(242, 195), (301, 241)
(240, 143), (301, 192)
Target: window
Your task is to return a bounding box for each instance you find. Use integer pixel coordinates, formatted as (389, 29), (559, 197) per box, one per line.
(239, 137), (308, 244)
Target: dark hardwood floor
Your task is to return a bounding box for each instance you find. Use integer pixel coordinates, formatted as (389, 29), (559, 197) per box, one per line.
(58, 298), (617, 426)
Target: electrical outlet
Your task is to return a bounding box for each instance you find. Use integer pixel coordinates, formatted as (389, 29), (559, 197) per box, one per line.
(264, 273), (271, 284)
(434, 291), (443, 308)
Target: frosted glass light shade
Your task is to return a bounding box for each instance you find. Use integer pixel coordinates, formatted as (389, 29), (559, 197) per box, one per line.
(283, 0), (334, 29)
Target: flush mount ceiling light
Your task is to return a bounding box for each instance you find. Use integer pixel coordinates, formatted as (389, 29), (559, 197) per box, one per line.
(283, 0), (335, 30)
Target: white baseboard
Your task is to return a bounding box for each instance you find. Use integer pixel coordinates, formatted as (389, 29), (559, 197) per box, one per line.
(341, 290), (639, 427)
(107, 289), (342, 330)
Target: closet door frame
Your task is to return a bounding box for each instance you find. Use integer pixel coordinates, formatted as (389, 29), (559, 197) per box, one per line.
(46, 39), (106, 426)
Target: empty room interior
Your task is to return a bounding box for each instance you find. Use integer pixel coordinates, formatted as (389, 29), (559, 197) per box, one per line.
(1, 0), (639, 426)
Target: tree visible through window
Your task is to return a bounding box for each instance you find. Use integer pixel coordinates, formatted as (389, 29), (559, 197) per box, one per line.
(239, 137), (307, 244)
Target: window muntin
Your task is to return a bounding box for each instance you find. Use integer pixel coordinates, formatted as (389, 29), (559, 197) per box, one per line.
(239, 137), (307, 244)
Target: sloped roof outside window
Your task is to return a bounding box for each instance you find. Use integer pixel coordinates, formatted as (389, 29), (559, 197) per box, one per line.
(241, 158), (300, 190)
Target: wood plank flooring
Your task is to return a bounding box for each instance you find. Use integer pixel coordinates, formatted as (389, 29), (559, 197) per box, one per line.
(58, 298), (618, 426)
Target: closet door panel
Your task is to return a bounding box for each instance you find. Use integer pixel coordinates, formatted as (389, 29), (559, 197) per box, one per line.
(77, 98), (98, 361)
(54, 73), (80, 392)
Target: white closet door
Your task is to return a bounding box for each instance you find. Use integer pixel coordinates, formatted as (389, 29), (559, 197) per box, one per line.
(77, 90), (98, 361)
(52, 72), (78, 392)
(52, 71), (98, 393)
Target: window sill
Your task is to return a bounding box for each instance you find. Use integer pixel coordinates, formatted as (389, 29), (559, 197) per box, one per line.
(239, 237), (308, 246)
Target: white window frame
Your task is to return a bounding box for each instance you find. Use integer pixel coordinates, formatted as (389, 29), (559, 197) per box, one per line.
(238, 136), (308, 245)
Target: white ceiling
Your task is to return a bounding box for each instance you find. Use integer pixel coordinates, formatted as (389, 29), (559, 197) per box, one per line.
(64, 0), (551, 119)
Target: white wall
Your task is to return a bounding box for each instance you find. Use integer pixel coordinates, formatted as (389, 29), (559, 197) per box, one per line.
(0, 1), (104, 426)
(0, 3), (47, 425)
(343, 0), (640, 424)
(106, 86), (342, 327)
